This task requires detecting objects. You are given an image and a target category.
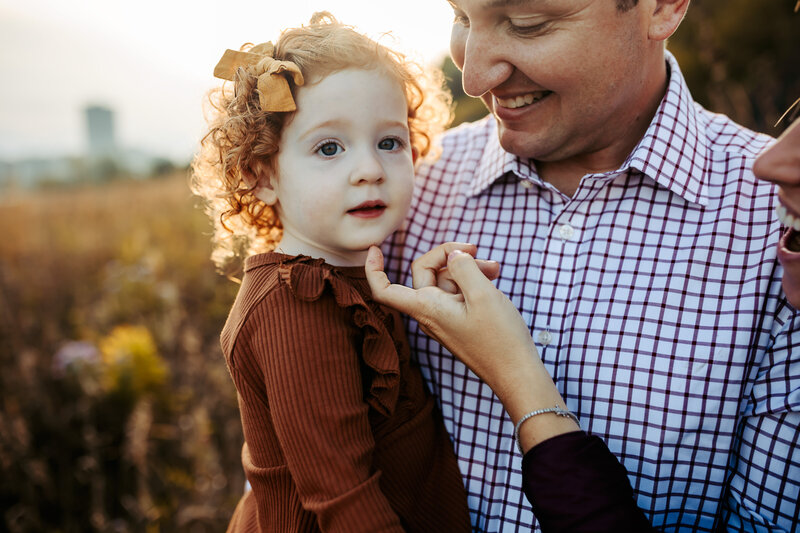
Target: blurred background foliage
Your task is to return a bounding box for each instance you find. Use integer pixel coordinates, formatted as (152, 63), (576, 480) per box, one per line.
(0, 2), (798, 532)
(0, 177), (244, 531)
(668, 0), (800, 135)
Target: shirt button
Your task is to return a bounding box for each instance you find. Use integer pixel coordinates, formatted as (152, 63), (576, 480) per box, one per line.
(520, 180), (533, 189)
(537, 330), (552, 346)
(559, 223), (575, 240)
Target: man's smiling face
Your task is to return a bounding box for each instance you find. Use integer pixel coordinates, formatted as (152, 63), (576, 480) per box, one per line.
(447, 0), (661, 164)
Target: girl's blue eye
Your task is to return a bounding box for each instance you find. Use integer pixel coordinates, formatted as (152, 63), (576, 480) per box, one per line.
(317, 142), (342, 156)
(378, 138), (400, 151)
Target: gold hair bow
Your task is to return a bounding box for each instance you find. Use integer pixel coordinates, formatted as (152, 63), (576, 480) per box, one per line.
(213, 42), (305, 112)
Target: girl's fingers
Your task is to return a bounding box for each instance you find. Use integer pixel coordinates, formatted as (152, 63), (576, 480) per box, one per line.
(433, 258), (501, 295)
(411, 242), (477, 289)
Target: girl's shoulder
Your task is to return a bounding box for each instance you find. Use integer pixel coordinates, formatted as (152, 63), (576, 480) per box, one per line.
(243, 252), (367, 306)
(224, 253), (370, 345)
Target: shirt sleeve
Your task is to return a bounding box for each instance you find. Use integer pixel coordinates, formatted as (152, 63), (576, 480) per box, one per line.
(521, 431), (655, 533)
(721, 303), (800, 531)
(245, 285), (405, 533)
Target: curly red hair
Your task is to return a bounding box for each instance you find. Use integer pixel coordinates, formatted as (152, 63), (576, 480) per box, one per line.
(191, 12), (452, 275)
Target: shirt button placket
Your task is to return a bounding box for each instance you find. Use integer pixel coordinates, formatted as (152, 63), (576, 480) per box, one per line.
(559, 223), (575, 241)
(535, 216), (581, 351)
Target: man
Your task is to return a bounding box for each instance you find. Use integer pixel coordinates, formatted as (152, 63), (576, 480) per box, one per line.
(385, 0), (800, 530)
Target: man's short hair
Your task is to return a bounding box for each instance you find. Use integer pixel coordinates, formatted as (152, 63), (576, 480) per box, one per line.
(616, 0), (639, 11)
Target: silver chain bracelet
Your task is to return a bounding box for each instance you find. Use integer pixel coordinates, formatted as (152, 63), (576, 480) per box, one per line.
(514, 406), (580, 454)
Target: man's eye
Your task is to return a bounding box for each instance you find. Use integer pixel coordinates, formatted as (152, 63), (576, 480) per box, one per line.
(317, 142), (342, 156)
(378, 138), (401, 151)
(509, 21), (550, 36)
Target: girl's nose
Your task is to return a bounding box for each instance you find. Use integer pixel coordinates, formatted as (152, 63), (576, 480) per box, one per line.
(350, 152), (385, 185)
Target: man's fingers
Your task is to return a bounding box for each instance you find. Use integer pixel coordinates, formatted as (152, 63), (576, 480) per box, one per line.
(411, 242), (478, 289)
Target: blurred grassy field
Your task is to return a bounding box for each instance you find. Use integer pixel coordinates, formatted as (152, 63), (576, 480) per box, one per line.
(0, 174), (247, 531)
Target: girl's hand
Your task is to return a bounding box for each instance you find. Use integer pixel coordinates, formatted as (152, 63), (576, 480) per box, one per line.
(406, 242), (501, 295)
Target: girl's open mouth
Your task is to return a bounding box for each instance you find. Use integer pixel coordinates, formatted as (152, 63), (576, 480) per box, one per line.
(347, 201), (386, 218)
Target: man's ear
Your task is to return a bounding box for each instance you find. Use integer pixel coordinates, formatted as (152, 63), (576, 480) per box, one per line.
(242, 162), (278, 206)
(648, 0), (691, 41)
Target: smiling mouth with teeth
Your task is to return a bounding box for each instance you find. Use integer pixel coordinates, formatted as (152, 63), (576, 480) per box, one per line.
(495, 91), (552, 109)
(777, 204), (800, 232)
(777, 204), (800, 252)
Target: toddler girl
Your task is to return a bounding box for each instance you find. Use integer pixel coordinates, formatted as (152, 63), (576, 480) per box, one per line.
(191, 12), (471, 533)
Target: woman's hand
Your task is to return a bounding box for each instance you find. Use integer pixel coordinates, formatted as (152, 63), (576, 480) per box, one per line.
(366, 244), (530, 393)
(366, 244), (578, 448)
(365, 244), (579, 449)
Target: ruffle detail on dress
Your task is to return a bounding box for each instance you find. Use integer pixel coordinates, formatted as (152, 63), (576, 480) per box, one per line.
(277, 256), (400, 417)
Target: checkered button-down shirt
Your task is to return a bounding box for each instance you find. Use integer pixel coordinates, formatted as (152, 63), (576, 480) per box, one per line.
(385, 52), (800, 532)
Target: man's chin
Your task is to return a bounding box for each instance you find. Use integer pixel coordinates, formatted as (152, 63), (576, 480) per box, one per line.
(495, 126), (549, 161)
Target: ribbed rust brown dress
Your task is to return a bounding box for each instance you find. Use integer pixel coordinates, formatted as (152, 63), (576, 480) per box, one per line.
(221, 253), (471, 532)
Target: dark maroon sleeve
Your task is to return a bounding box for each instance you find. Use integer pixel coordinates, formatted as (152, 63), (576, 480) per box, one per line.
(522, 431), (655, 533)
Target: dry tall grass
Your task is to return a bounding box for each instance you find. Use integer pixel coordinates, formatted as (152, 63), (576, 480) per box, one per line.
(1, 174), (245, 531)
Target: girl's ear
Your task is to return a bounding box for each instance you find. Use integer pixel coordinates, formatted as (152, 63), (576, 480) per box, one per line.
(240, 166), (260, 190)
(242, 162), (278, 206)
(412, 147), (419, 165)
(254, 177), (278, 206)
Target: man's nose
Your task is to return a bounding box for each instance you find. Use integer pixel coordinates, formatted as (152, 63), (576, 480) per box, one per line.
(457, 28), (514, 98)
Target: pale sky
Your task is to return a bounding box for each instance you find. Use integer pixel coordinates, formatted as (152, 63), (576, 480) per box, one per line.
(0, 0), (455, 163)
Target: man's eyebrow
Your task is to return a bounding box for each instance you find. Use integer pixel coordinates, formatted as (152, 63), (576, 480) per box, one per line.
(448, 0), (538, 8)
(485, 0), (535, 7)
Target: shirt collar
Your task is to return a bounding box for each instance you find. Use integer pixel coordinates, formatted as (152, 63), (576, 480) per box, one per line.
(624, 51), (710, 206)
(470, 119), (530, 196)
(469, 51), (711, 206)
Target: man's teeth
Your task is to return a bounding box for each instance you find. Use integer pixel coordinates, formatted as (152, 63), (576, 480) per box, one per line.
(777, 204), (800, 231)
(496, 92), (548, 109)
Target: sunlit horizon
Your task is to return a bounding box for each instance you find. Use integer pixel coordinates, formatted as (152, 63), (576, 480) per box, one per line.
(0, 0), (455, 164)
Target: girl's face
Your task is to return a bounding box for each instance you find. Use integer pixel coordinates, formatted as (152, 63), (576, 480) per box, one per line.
(257, 68), (415, 266)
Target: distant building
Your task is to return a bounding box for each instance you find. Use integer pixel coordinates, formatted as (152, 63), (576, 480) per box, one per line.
(0, 105), (180, 189)
(85, 105), (116, 157)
